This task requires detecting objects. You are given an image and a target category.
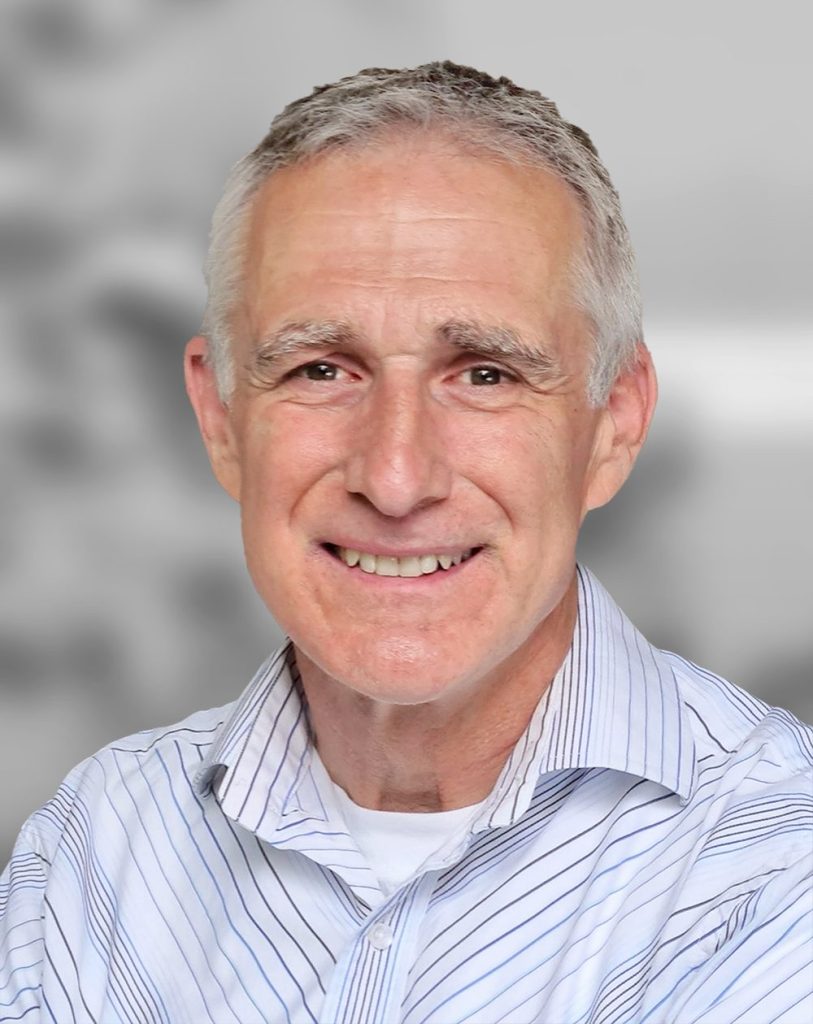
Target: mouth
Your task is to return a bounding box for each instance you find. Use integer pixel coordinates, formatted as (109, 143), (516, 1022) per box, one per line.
(322, 543), (482, 579)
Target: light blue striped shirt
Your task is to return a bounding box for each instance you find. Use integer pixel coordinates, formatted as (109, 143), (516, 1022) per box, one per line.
(2, 566), (812, 1023)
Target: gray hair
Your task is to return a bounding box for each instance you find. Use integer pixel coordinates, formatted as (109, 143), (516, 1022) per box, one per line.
(202, 61), (642, 405)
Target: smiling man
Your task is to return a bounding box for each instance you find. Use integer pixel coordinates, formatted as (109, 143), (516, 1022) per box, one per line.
(2, 63), (811, 1024)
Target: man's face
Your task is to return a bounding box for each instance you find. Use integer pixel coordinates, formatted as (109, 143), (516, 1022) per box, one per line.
(190, 136), (643, 704)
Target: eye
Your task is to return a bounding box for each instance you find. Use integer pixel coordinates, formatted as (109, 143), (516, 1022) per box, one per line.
(467, 365), (511, 386)
(295, 361), (342, 381)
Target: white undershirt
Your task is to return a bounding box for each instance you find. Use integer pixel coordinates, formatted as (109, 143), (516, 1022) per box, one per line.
(330, 778), (483, 893)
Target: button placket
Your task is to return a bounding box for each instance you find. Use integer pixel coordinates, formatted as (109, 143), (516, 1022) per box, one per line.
(321, 875), (437, 1024)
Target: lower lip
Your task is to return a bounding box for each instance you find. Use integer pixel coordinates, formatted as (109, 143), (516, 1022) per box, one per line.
(318, 545), (482, 586)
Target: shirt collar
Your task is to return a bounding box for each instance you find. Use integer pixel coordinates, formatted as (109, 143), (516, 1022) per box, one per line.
(195, 564), (697, 839)
(475, 565), (697, 830)
(194, 643), (312, 825)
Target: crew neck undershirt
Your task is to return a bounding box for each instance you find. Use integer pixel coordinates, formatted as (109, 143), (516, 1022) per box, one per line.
(328, 771), (484, 894)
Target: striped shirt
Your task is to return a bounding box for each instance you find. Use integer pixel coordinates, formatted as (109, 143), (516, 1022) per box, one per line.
(2, 566), (812, 1023)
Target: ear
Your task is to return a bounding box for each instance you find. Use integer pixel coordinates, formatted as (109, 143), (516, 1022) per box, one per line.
(184, 336), (242, 501)
(583, 341), (658, 513)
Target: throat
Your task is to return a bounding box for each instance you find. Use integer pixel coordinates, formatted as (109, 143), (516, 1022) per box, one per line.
(311, 700), (519, 812)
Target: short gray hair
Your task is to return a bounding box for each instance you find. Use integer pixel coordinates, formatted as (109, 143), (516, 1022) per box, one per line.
(202, 61), (642, 405)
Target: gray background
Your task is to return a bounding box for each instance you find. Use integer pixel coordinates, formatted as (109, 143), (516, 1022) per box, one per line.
(2, 0), (811, 864)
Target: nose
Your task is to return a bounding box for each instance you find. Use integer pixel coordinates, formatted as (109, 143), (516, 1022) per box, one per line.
(343, 372), (452, 518)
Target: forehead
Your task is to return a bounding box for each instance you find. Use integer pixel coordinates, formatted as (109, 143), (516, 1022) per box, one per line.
(240, 135), (587, 346)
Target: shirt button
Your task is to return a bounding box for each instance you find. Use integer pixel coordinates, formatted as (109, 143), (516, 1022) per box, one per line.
(367, 922), (394, 950)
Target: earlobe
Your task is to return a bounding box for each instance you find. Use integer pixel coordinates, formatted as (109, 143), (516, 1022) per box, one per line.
(184, 336), (242, 501)
(583, 342), (658, 513)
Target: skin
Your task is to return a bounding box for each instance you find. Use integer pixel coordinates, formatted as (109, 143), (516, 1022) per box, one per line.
(185, 133), (657, 811)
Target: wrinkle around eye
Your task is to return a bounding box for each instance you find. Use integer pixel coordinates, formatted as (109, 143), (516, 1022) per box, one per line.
(249, 359), (358, 391)
(260, 359), (368, 407)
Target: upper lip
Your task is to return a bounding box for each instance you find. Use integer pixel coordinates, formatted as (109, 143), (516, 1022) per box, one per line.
(322, 540), (479, 558)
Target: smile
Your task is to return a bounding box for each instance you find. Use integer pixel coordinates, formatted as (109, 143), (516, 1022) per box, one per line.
(324, 544), (480, 578)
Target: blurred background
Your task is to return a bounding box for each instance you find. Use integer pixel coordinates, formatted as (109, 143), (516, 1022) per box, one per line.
(2, 0), (810, 862)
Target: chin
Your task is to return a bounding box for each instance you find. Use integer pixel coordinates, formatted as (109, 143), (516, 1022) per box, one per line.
(302, 632), (474, 707)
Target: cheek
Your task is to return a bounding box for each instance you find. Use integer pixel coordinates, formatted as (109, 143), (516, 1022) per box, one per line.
(238, 406), (343, 510)
(455, 411), (592, 525)
(235, 413), (334, 614)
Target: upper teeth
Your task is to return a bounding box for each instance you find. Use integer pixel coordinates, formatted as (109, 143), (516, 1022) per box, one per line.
(337, 547), (474, 577)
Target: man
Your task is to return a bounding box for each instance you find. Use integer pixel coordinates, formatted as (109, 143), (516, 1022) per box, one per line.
(2, 61), (811, 1024)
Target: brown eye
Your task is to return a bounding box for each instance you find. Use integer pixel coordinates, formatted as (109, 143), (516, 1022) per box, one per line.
(469, 366), (503, 385)
(300, 362), (340, 381)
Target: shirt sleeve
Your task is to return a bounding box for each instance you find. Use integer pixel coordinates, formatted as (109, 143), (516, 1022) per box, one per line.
(670, 850), (813, 1024)
(0, 824), (48, 1022)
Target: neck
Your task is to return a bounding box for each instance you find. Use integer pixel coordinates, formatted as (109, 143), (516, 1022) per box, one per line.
(296, 575), (578, 811)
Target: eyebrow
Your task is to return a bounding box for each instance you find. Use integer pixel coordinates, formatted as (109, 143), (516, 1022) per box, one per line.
(247, 317), (563, 387)
(247, 320), (358, 381)
(437, 320), (563, 386)
(252, 320), (357, 362)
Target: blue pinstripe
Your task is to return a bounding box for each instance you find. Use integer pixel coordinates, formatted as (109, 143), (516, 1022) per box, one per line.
(2, 566), (811, 1023)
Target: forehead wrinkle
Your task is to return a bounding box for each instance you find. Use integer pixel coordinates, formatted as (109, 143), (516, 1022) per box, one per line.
(292, 275), (504, 288)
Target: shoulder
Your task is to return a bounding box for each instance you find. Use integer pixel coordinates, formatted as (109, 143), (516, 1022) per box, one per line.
(663, 648), (813, 774)
(659, 650), (812, 885)
(633, 653), (813, 1018)
(23, 702), (235, 863)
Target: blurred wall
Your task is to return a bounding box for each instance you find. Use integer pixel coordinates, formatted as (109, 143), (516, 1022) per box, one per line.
(2, 0), (811, 863)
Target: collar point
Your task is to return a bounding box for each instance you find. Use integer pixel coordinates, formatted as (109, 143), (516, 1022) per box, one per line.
(193, 761), (225, 797)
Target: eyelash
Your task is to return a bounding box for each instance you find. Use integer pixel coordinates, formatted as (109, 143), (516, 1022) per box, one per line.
(291, 361), (347, 382)
(466, 365), (519, 386)
(286, 361), (519, 386)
